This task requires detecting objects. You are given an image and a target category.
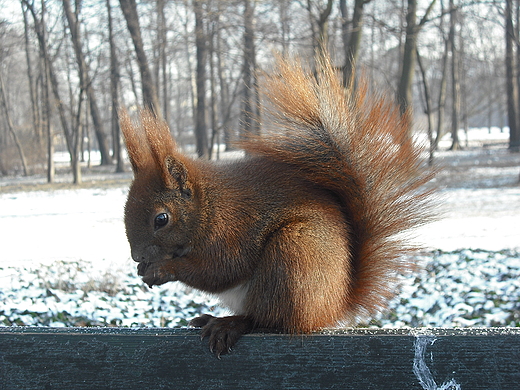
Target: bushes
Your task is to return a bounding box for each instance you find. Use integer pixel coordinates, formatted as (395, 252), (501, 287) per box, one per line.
(1, 249), (519, 328)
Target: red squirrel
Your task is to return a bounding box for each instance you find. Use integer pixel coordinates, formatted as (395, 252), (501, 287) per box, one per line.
(120, 55), (435, 356)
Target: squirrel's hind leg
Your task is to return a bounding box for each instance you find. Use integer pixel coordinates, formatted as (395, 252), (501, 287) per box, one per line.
(247, 207), (352, 334)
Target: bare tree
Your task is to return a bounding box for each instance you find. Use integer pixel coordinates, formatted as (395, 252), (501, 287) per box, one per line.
(119, 0), (162, 118)
(194, 0), (208, 158)
(207, 2), (224, 159)
(215, 2), (235, 152)
(416, 49), (434, 165)
(505, 0), (518, 151)
(41, 6), (55, 184)
(506, 0), (520, 182)
(448, 0), (461, 150)
(156, 0), (169, 124)
(434, 4), (450, 149)
(306, 0), (334, 57)
(396, 0), (437, 116)
(21, 3), (41, 143)
(107, 0), (124, 172)
(340, 0), (372, 85)
(62, 0), (112, 165)
(0, 72), (28, 176)
(240, 0), (260, 139)
(277, 0), (291, 54)
(21, 0), (54, 182)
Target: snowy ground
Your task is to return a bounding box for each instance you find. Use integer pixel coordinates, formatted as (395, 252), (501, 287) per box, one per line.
(0, 127), (519, 328)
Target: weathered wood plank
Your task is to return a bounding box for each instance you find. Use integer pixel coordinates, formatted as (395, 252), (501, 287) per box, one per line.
(0, 327), (519, 389)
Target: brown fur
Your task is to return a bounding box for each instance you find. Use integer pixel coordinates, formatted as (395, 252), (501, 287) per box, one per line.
(120, 55), (435, 356)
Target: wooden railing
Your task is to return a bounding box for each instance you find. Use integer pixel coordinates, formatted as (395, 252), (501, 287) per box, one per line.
(1, 327), (519, 389)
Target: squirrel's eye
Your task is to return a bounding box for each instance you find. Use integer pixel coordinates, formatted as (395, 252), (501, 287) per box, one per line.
(154, 213), (169, 229)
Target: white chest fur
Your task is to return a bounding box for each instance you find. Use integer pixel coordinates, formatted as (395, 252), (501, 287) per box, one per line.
(214, 283), (249, 315)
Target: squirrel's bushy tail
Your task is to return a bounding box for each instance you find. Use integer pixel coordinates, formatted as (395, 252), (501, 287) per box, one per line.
(240, 55), (435, 323)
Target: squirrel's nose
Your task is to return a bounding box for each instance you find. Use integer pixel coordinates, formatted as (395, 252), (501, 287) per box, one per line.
(130, 248), (144, 263)
(130, 244), (161, 263)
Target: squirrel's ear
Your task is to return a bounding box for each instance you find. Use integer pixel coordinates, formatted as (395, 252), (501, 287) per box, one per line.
(119, 108), (150, 173)
(164, 156), (192, 197)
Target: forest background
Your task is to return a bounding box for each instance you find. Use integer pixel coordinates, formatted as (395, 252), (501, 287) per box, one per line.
(0, 0), (519, 183)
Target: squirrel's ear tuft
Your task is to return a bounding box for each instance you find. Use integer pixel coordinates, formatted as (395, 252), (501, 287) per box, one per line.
(120, 108), (192, 194)
(119, 108), (151, 173)
(139, 110), (190, 193)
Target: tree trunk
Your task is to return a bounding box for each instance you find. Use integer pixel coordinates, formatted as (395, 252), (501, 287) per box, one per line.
(459, 18), (469, 149)
(340, 0), (349, 66)
(306, 0), (334, 58)
(216, 11), (233, 151)
(341, 0), (371, 86)
(62, 0), (112, 166)
(505, 0), (519, 150)
(208, 17), (218, 160)
(125, 55), (139, 105)
(157, 0), (169, 125)
(119, 0), (162, 118)
(64, 31), (83, 184)
(107, 0), (125, 173)
(240, 0), (259, 139)
(449, 0), (461, 151)
(416, 49), (434, 165)
(278, 0), (290, 54)
(396, 0), (437, 117)
(0, 73), (29, 176)
(181, 6), (197, 141)
(40, 2), (54, 183)
(21, 3), (42, 143)
(43, 47), (55, 184)
(72, 88), (85, 184)
(397, 0), (418, 116)
(516, 0), (520, 150)
(193, 0), (208, 158)
(23, 0), (54, 182)
(434, 36), (449, 149)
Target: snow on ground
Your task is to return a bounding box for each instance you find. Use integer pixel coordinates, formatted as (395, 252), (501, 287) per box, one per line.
(0, 185), (518, 266)
(0, 187), (130, 266)
(417, 186), (520, 251)
(0, 127), (519, 328)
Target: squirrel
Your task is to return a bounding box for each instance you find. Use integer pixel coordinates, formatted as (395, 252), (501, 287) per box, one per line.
(120, 54), (435, 357)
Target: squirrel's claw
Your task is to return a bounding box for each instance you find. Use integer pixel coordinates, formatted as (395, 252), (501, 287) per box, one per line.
(190, 315), (254, 357)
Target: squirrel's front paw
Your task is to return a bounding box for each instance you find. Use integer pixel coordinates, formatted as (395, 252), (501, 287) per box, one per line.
(190, 315), (254, 358)
(137, 261), (176, 288)
(189, 314), (216, 328)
